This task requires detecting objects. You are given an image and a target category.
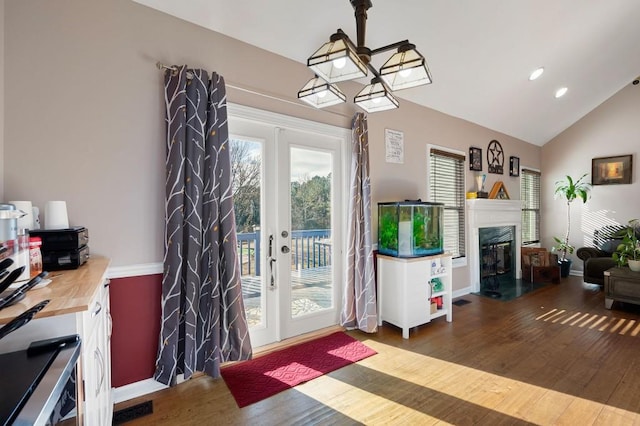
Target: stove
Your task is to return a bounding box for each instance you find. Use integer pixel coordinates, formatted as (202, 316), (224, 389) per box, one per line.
(0, 338), (80, 425)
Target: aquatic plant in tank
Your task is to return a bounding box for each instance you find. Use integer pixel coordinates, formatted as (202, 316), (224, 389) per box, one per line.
(378, 201), (444, 257)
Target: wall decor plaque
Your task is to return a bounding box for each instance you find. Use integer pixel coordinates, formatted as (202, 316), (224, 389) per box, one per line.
(509, 156), (520, 177)
(487, 140), (504, 174)
(469, 147), (482, 171)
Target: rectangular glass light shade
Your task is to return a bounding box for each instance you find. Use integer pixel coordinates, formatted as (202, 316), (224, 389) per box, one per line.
(307, 38), (368, 83)
(380, 48), (432, 91)
(297, 77), (346, 108)
(354, 81), (399, 113)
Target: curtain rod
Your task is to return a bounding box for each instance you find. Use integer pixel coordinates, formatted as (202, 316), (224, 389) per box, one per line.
(155, 62), (351, 119)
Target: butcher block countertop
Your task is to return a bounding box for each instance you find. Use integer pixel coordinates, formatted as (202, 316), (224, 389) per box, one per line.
(0, 255), (110, 325)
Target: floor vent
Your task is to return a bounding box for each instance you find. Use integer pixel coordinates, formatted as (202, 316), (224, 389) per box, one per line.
(452, 299), (471, 306)
(113, 400), (153, 424)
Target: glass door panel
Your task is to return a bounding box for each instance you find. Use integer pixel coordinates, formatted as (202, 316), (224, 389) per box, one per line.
(277, 129), (342, 340)
(289, 147), (334, 318)
(230, 137), (264, 328)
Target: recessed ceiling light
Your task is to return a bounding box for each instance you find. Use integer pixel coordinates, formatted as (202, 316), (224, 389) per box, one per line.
(555, 87), (568, 98)
(529, 67), (544, 81)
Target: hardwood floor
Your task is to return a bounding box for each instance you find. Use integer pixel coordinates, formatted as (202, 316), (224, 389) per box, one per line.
(115, 276), (640, 425)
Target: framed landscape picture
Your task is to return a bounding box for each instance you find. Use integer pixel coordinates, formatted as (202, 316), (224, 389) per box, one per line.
(592, 155), (632, 185)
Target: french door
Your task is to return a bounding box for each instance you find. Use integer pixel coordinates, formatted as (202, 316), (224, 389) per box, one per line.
(228, 105), (347, 348)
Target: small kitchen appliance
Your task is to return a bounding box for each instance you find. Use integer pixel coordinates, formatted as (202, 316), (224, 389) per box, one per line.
(27, 227), (89, 270)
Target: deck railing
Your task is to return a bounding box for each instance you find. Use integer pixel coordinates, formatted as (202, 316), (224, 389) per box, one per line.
(237, 229), (331, 276)
(237, 231), (261, 275)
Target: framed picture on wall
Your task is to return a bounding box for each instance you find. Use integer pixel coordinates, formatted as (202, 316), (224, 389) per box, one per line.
(592, 155), (633, 185)
(509, 156), (520, 177)
(469, 147), (482, 171)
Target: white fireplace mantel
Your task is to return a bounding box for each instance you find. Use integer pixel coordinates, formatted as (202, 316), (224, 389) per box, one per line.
(467, 199), (522, 293)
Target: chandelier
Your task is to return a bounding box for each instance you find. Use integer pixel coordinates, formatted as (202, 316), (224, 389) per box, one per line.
(297, 0), (432, 113)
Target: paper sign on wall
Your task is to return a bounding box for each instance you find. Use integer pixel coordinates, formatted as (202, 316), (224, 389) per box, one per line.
(385, 129), (404, 164)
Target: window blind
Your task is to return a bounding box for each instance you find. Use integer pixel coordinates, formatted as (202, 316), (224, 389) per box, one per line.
(429, 149), (466, 258)
(521, 168), (541, 244)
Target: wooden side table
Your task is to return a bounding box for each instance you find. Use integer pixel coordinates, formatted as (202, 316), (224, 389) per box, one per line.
(604, 266), (640, 309)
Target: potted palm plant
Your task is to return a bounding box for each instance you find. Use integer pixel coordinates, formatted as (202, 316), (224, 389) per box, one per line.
(612, 219), (640, 271)
(553, 174), (591, 277)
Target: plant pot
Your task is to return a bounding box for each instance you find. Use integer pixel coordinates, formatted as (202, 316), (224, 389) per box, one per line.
(558, 259), (572, 278)
(628, 259), (640, 272)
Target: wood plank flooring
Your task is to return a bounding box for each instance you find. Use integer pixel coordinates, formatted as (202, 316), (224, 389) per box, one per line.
(115, 276), (640, 425)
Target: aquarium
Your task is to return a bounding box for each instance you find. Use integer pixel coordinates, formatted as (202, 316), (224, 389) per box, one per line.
(378, 201), (444, 257)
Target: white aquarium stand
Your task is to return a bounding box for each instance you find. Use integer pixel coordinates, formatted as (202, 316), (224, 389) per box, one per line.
(377, 253), (453, 339)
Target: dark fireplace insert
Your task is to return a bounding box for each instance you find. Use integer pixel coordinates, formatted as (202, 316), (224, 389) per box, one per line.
(479, 226), (515, 298)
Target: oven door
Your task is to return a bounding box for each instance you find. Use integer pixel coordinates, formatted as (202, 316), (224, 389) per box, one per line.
(0, 337), (80, 426)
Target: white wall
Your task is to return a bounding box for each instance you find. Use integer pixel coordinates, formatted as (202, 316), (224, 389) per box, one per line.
(3, 0), (541, 293)
(541, 83), (640, 271)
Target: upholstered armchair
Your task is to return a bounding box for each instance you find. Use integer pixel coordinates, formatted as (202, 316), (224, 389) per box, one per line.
(576, 246), (616, 286)
(576, 225), (624, 286)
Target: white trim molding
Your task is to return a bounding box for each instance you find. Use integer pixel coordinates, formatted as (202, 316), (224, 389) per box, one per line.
(107, 262), (163, 279)
(453, 287), (472, 299)
(113, 379), (168, 404)
(227, 103), (349, 140)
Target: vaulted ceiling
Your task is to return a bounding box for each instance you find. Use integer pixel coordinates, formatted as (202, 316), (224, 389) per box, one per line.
(133, 0), (640, 146)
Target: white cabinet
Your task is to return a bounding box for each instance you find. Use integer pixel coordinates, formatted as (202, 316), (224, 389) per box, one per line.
(80, 279), (113, 426)
(377, 253), (452, 339)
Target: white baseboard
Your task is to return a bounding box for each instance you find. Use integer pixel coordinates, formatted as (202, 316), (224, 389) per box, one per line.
(114, 379), (168, 404)
(453, 287), (472, 298)
(114, 374), (188, 404)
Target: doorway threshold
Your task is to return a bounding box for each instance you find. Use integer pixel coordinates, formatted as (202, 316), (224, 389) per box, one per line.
(252, 325), (344, 358)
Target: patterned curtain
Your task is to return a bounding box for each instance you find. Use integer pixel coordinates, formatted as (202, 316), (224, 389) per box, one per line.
(155, 66), (252, 386)
(341, 113), (377, 332)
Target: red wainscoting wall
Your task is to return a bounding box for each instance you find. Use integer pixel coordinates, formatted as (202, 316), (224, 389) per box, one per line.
(109, 274), (162, 387)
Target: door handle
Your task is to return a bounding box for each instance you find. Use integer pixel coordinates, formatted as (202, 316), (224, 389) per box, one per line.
(281, 246), (290, 254)
(268, 234), (276, 289)
(91, 302), (102, 318)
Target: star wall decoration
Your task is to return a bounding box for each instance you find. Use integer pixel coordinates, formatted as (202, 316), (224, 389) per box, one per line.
(487, 140), (504, 174)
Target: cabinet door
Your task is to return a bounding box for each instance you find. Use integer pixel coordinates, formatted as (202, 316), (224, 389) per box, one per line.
(95, 316), (110, 425)
(404, 262), (430, 326)
(82, 327), (101, 426)
(100, 283), (113, 425)
(82, 284), (111, 426)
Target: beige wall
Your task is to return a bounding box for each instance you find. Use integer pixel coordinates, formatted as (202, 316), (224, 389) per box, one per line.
(3, 0), (541, 292)
(0, 0), (5, 201)
(367, 105), (540, 207)
(541, 83), (640, 271)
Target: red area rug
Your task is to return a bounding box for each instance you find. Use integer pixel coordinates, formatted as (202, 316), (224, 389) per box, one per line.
(221, 331), (376, 407)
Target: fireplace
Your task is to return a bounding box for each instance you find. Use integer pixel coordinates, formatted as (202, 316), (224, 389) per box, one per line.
(479, 226), (515, 297)
(467, 199), (522, 293)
